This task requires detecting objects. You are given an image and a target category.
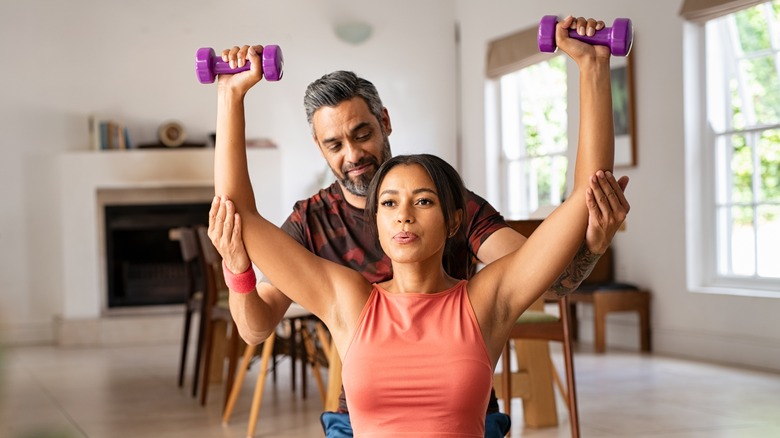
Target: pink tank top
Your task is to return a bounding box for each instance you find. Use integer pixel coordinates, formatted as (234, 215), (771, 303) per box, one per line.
(342, 280), (492, 437)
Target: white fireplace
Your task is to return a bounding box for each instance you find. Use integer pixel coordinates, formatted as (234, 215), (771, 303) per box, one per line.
(57, 148), (281, 346)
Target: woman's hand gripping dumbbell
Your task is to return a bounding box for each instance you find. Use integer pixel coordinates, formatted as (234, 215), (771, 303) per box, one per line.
(195, 44), (283, 84)
(538, 16), (633, 57)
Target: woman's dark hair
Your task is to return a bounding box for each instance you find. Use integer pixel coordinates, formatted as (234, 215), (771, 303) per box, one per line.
(365, 154), (467, 241)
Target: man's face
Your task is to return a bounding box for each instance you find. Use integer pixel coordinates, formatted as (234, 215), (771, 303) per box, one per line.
(312, 97), (392, 197)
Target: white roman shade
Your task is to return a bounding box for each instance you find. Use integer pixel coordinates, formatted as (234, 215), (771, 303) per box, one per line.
(679, 0), (767, 23)
(486, 26), (556, 78)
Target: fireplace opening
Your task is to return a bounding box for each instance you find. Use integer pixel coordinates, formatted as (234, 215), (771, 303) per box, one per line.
(105, 203), (210, 308)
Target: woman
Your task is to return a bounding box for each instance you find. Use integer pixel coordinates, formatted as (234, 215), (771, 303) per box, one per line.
(212, 15), (618, 436)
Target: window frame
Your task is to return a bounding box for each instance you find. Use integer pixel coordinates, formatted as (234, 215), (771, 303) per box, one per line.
(683, 4), (780, 298)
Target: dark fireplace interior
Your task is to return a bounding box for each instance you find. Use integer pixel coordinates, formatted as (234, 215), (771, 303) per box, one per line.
(105, 203), (210, 308)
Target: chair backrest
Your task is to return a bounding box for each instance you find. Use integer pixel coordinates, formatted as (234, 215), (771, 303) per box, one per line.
(176, 227), (200, 263)
(505, 219), (614, 286)
(194, 225), (227, 305)
(174, 226), (202, 299)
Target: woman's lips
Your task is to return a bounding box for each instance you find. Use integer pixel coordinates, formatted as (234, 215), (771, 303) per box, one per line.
(393, 231), (418, 244)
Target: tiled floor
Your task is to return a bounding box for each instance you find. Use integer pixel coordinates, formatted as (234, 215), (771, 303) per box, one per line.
(2, 342), (779, 438)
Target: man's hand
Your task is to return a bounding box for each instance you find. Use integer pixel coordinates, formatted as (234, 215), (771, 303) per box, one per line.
(208, 196), (251, 274)
(585, 171), (630, 254)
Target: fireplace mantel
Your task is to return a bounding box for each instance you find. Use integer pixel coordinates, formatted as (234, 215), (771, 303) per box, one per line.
(58, 148), (281, 345)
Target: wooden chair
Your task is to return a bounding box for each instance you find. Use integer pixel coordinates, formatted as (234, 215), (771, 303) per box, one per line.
(569, 247), (652, 353)
(173, 226), (206, 397)
(222, 305), (328, 438)
(498, 219), (580, 437)
(500, 294), (579, 438)
(194, 226), (243, 408)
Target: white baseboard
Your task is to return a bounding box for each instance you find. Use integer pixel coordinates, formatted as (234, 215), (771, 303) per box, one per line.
(575, 310), (780, 373)
(0, 322), (56, 346)
(54, 314), (184, 347)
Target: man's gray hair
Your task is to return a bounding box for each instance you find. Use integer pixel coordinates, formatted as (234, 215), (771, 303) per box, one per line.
(303, 71), (385, 135)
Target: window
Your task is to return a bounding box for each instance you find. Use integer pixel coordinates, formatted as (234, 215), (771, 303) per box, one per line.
(485, 26), (569, 219)
(494, 57), (568, 218)
(684, 0), (780, 294)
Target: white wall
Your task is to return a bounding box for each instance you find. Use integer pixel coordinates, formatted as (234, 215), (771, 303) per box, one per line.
(2, 0), (779, 373)
(456, 0), (780, 372)
(0, 0), (457, 344)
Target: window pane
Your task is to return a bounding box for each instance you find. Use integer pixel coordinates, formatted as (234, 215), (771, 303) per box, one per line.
(516, 56), (567, 156)
(496, 55), (568, 219)
(757, 204), (780, 277)
(774, 2), (780, 47)
(729, 206), (756, 276)
(723, 133), (753, 204)
(505, 160), (526, 218)
(739, 56), (780, 125)
(529, 155), (567, 210)
(758, 129), (780, 202)
(734, 5), (771, 52)
(500, 73), (522, 160)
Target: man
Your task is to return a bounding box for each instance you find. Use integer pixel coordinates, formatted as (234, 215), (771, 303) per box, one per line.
(211, 29), (629, 437)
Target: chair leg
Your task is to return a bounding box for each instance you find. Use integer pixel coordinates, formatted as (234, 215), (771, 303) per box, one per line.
(222, 342), (257, 424)
(638, 293), (651, 352)
(199, 318), (214, 406)
(178, 309), (192, 387)
(324, 342), (343, 412)
(568, 302), (579, 341)
(560, 298), (580, 438)
(501, 342), (512, 417)
(562, 334), (580, 438)
(288, 319), (297, 393)
(593, 302), (608, 353)
(315, 321), (331, 353)
(247, 332), (277, 438)
(192, 307), (207, 398)
(301, 322), (327, 405)
(223, 325), (242, 410)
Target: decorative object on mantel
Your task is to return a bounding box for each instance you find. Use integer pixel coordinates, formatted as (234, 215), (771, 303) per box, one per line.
(137, 120), (205, 149)
(158, 121), (187, 147)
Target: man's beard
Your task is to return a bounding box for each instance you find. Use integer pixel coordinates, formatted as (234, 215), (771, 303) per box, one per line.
(334, 139), (392, 197)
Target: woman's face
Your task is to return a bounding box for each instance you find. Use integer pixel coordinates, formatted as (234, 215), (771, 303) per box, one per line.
(375, 164), (449, 265)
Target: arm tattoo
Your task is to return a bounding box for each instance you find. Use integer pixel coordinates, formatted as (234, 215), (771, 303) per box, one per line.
(549, 242), (602, 297)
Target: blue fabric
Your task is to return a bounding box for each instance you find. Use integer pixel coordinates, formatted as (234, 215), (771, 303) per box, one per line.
(321, 412), (352, 438)
(485, 412), (512, 437)
(320, 411), (511, 437)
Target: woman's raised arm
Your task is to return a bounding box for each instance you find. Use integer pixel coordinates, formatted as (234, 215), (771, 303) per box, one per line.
(212, 45), (369, 335)
(471, 16), (618, 354)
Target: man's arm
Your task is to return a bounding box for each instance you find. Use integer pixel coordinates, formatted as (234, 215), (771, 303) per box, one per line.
(475, 174), (629, 295)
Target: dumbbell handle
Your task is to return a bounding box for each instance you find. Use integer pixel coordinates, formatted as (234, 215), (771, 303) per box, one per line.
(212, 59), (253, 75)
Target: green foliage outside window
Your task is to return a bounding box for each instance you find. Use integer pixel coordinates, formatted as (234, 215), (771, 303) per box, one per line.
(726, 3), (780, 225)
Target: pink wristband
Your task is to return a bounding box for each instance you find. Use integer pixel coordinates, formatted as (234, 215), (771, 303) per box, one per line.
(222, 261), (257, 294)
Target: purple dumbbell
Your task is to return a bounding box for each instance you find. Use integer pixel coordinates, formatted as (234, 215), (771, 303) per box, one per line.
(195, 45), (284, 84)
(537, 16), (633, 57)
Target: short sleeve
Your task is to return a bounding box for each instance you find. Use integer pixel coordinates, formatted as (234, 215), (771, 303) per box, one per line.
(280, 203), (309, 248)
(464, 190), (509, 259)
